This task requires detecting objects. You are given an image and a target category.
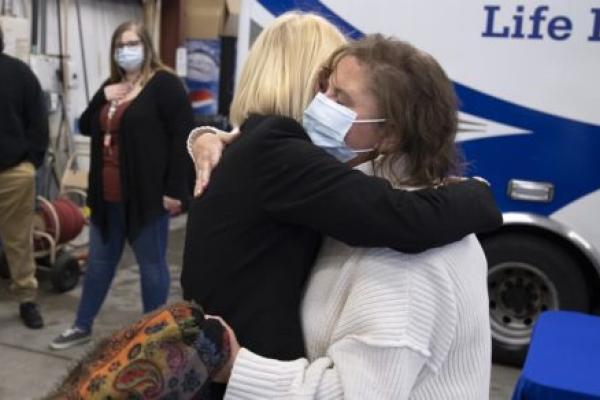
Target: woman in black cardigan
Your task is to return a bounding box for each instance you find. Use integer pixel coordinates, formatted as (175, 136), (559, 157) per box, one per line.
(50, 21), (193, 350)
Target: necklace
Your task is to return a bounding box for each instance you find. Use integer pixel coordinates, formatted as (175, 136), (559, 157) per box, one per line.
(103, 74), (142, 152)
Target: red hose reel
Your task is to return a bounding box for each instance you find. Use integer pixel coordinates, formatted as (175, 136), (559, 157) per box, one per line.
(34, 196), (86, 251)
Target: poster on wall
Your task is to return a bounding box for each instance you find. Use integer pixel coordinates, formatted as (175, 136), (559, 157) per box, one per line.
(185, 39), (221, 116)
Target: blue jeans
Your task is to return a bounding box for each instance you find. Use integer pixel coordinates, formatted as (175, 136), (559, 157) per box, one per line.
(74, 203), (170, 331)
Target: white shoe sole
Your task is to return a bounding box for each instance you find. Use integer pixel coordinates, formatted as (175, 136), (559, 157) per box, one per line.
(49, 335), (91, 350)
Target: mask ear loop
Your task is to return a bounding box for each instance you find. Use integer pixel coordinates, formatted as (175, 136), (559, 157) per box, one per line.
(351, 119), (387, 151)
(353, 118), (386, 124)
(352, 148), (377, 154)
(354, 118), (387, 150)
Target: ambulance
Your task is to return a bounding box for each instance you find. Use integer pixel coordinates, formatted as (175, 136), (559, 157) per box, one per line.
(238, 0), (600, 365)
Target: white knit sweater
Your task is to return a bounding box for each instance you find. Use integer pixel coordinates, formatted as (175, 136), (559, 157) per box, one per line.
(225, 164), (491, 399)
(225, 233), (491, 399)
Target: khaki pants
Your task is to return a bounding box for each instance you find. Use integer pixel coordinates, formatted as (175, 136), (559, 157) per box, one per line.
(0, 161), (38, 302)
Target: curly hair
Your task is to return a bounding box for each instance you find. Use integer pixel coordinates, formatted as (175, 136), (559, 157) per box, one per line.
(323, 34), (463, 187)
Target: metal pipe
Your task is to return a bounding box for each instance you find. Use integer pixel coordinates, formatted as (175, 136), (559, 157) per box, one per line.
(75, 0), (89, 102)
(40, 0), (46, 53)
(30, 0), (38, 53)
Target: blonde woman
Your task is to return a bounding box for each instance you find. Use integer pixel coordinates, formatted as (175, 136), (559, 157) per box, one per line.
(182, 12), (500, 397)
(51, 21), (194, 350)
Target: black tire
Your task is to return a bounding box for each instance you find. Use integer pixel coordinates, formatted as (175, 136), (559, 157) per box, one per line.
(0, 248), (9, 279)
(50, 251), (81, 293)
(482, 233), (590, 367)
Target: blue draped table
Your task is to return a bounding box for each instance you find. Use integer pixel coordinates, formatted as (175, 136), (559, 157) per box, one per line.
(512, 311), (600, 400)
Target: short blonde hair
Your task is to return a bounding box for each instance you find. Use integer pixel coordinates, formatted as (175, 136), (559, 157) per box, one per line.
(229, 12), (347, 126)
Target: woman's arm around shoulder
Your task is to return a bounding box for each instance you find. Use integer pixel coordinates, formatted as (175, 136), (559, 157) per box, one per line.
(251, 116), (502, 253)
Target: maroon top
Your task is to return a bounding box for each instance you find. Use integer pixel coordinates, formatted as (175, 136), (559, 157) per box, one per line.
(99, 100), (131, 202)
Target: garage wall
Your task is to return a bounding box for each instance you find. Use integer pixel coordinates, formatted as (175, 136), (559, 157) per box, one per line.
(43, 0), (142, 131)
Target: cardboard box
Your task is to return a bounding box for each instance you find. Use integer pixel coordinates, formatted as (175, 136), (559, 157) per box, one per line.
(223, 0), (241, 37)
(183, 0), (239, 39)
(184, 0), (226, 39)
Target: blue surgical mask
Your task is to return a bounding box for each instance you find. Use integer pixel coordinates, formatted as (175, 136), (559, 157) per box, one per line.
(114, 45), (144, 72)
(302, 93), (386, 162)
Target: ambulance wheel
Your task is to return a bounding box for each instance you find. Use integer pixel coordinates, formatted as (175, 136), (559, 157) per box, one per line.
(51, 251), (81, 293)
(482, 233), (590, 367)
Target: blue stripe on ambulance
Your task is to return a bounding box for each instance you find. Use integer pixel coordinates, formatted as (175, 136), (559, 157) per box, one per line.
(455, 84), (600, 216)
(258, 0), (600, 216)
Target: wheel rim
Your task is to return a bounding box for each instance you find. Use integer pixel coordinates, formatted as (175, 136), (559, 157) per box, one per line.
(62, 264), (79, 288)
(53, 256), (80, 291)
(488, 261), (559, 346)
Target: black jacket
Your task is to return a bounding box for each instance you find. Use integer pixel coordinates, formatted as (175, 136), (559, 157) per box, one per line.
(80, 70), (194, 241)
(0, 53), (48, 170)
(182, 114), (502, 361)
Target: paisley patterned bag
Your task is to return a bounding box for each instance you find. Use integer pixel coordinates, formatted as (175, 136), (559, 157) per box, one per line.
(45, 302), (229, 400)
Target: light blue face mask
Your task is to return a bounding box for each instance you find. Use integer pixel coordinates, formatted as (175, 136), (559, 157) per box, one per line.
(302, 93), (386, 162)
(114, 45), (144, 72)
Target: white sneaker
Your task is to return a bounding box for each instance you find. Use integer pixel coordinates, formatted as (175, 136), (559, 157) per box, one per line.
(50, 326), (91, 350)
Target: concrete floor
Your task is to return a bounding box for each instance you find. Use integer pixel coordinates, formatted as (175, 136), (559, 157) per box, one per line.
(0, 216), (521, 399)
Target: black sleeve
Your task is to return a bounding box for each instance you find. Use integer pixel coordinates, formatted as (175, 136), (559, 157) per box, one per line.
(23, 67), (49, 169)
(78, 80), (109, 137)
(154, 71), (195, 202)
(254, 117), (502, 253)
